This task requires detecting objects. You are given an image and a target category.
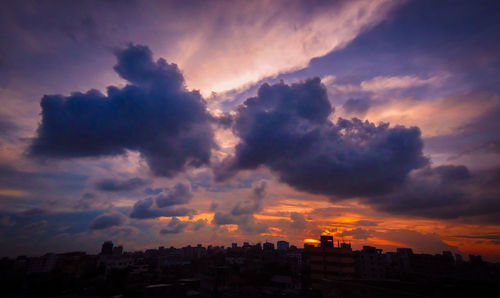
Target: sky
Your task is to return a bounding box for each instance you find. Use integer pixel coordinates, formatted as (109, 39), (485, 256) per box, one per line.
(1, 0), (500, 260)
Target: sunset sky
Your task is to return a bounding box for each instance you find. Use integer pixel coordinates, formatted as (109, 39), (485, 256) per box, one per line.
(1, 0), (500, 261)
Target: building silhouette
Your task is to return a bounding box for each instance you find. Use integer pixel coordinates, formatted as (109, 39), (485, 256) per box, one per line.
(101, 241), (113, 255)
(277, 240), (290, 251)
(263, 241), (274, 251)
(355, 246), (385, 280)
(308, 235), (355, 289)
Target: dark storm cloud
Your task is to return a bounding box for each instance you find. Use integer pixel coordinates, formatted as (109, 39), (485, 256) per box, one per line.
(155, 183), (193, 208)
(95, 177), (149, 192)
(89, 212), (125, 230)
(129, 197), (196, 219)
(217, 78), (428, 198)
(215, 78), (500, 224)
(29, 44), (215, 177)
(160, 217), (189, 234)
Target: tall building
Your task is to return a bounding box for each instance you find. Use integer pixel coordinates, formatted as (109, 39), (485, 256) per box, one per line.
(277, 240), (290, 251)
(263, 241), (274, 250)
(101, 241), (113, 255)
(112, 245), (123, 257)
(307, 236), (355, 289)
(320, 235), (334, 248)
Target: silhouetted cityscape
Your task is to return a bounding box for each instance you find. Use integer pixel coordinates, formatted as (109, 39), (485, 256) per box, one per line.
(1, 235), (499, 297)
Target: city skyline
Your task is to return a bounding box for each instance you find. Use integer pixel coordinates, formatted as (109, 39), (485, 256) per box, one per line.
(0, 234), (483, 261)
(1, 0), (500, 263)
(5, 233), (496, 297)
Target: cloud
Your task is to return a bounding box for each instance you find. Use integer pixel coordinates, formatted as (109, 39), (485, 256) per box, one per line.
(342, 228), (371, 239)
(89, 212), (126, 230)
(144, 187), (164, 195)
(73, 192), (111, 210)
(0, 216), (15, 227)
(156, 183), (193, 208)
(360, 74), (446, 92)
(342, 98), (372, 115)
(130, 183), (196, 219)
(191, 219), (208, 231)
(231, 181), (267, 216)
(447, 139), (500, 161)
(95, 177), (149, 192)
(451, 234), (500, 241)
(252, 181), (267, 199)
(369, 165), (469, 216)
(217, 78), (428, 198)
(209, 182), (269, 233)
(160, 217), (189, 234)
(29, 44), (215, 177)
(22, 220), (48, 231)
(211, 212), (238, 225)
(168, 0), (399, 94)
(290, 212), (306, 230)
(0, 114), (18, 137)
(130, 197), (196, 219)
(18, 208), (49, 217)
(212, 78), (500, 224)
(426, 97), (500, 162)
(365, 90), (500, 137)
(354, 220), (378, 226)
(211, 212), (267, 234)
(0, 0), (400, 98)
(310, 207), (344, 217)
(0, 164), (87, 198)
(209, 202), (218, 212)
(368, 165), (500, 223)
(108, 226), (140, 238)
